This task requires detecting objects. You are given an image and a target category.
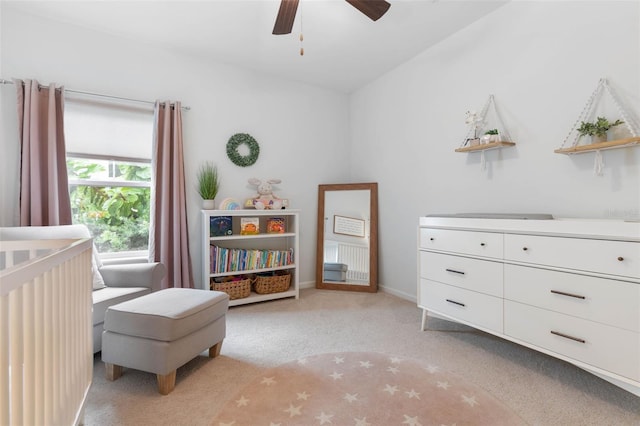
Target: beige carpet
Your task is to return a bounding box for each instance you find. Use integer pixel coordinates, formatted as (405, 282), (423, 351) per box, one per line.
(85, 288), (640, 425)
(211, 351), (526, 426)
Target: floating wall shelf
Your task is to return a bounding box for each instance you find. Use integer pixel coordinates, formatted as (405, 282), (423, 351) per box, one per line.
(455, 141), (516, 153)
(554, 136), (640, 155)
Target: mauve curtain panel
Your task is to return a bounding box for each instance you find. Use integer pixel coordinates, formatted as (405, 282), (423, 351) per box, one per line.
(150, 101), (194, 289)
(14, 78), (72, 226)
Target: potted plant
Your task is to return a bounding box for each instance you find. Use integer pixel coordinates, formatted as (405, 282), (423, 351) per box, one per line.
(197, 162), (220, 209)
(577, 116), (624, 144)
(481, 128), (499, 144)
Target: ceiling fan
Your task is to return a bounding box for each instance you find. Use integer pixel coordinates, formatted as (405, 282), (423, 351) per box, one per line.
(272, 0), (391, 35)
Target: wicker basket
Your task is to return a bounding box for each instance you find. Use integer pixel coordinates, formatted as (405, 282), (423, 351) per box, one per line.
(253, 272), (291, 294)
(211, 278), (251, 300)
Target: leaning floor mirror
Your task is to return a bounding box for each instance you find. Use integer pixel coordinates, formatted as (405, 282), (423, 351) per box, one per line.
(316, 183), (378, 292)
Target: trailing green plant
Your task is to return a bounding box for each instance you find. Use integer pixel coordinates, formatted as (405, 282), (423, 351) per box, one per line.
(484, 129), (499, 135)
(197, 162), (220, 200)
(577, 116), (624, 138)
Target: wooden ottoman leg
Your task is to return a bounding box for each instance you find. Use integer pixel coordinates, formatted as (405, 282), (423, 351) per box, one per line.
(209, 339), (224, 358)
(157, 370), (177, 395)
(105, 363), (123, 381)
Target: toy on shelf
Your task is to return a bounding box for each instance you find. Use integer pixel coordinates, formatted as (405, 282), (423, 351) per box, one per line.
(218, 198), (242, 210)
(245, 178), (289, 210)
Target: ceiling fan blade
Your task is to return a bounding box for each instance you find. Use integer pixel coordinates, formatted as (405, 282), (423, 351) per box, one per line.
(345, 0), (391, 21)
(273, 0), (299, 35)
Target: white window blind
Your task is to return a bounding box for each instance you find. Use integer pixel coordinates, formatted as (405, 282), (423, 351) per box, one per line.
(64, 97), (153, 160)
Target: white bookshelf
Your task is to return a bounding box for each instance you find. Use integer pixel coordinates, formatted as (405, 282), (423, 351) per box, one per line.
(201, 209), (300, 306)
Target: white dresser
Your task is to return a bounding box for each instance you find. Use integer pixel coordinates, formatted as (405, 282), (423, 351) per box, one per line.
(418, 216), (640, 396)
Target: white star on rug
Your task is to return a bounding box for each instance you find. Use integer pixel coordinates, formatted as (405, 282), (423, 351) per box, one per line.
(402, 414), (422, 426)
(354, 417), (371, 426)
(284, 403), (303, 417)
(261, 377), (276, 385)
(425, 365), (439, 374)
(387, 366), (400, 374)
(297, 391), (311, 400)
(343, 393), (358, 403)
(235, 395), (249, 407)
(383, 384), (399, 395)
(462, 395), (479, 407)
(405, 389), (420, 399)
(211, 352), (526, 426)
(315, 411), (334, 424)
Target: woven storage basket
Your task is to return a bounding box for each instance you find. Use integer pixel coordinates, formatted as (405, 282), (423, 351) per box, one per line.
(211, 278), (251, 300)
(254, 273), (291, 294)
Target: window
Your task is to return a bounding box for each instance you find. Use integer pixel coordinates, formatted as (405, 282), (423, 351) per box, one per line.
(64, 97), (154, 256)
(67, 154), (151, 255)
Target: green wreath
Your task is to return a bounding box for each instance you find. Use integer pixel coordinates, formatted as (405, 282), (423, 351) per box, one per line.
(226, 133), (260, 167)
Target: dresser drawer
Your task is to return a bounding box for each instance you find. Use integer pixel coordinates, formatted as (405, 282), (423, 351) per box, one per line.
(419, 228), (503, 259)
(420, 251), (503, 297)
(504, 234), (639, 279)
(419, 279), (503, 333)
(505, 301), (640, 381)
(504, 264), (640, 332)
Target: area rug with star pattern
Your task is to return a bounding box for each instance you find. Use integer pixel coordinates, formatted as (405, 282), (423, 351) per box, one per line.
(210, 352), (526, 426)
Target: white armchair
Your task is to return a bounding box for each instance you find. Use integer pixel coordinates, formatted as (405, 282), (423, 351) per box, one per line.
(0, 224), (166, 353)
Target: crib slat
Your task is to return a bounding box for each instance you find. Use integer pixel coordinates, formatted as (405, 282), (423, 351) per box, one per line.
(0, 237), (92, 426)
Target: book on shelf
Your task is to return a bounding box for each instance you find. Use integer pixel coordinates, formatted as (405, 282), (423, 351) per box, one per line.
(210, 216), (233, 237)
(240, 217), (260, 235)
(266, 217), (285, 234)
(210, 245), (294, 274)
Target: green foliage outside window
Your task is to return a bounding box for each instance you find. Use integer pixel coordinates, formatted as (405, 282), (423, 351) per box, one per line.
(67, 158), (151, 253)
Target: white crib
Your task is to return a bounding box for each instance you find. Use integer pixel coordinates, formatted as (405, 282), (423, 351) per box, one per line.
(0, 236), (93, 425)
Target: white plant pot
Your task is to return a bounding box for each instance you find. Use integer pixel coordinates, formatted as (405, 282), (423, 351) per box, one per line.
(202, 199), (215, 210)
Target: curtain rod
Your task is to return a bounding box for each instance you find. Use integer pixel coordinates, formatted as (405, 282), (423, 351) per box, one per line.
(0, 78), (190, 111)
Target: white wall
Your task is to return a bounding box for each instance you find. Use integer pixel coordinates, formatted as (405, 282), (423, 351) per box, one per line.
(350, 1), (640, 300)
(0, 7), (351, 287)
(2, 2), (639, 300)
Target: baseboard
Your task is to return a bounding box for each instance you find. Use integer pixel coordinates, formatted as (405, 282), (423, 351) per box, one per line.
(300, 280), (316, 289)
(302, 281), (417, 304)
(378, 284), (416, 303)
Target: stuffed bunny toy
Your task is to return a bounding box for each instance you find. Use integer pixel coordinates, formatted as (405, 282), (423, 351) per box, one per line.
(248, 178), (283, 210)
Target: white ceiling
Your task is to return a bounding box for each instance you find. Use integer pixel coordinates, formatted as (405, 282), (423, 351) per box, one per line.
(4, 0), (508, 93)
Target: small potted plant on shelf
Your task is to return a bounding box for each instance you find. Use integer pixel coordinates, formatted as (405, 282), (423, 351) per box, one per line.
(197, 162), (220, 209)
(577, 116), (624, 144)
(481, 128), (499, 144)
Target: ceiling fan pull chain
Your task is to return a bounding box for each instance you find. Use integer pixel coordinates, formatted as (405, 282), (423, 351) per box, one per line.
(299, 4), (304, 56)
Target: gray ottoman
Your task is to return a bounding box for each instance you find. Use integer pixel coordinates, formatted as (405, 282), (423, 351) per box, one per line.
(102, 288), (229, 395)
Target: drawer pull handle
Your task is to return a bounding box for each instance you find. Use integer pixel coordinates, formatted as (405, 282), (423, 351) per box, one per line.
(617, 256), (624, 262)
(446, 299), (465, 307)
(480, 243), (486, 246)
(522, 247), (528, 251)
(445, 268), (465, 275)
(550, 330), (586, 344)
(550, 290), (586, 300)
(430, 237), (435, 241)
